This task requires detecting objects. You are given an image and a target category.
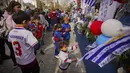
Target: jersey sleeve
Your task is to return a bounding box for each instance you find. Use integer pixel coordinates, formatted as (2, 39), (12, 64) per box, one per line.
(26, 32), (38, 47)
(59, 51), (72, 63)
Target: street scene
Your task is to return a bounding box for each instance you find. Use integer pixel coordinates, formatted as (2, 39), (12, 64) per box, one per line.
(0, 30), (86, 73)
(0, 0), (130, 73)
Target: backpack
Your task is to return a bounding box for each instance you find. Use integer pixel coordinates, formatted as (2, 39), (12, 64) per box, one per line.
(0, 17), (10, 39)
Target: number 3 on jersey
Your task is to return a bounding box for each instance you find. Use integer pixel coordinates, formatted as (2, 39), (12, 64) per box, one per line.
(13, 41), (22, 56)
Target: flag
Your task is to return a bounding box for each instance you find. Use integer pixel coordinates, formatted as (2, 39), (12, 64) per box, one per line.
(79, 33), (130, 67)
(81, 0), (97, 14)
(84, 0), (97, 7)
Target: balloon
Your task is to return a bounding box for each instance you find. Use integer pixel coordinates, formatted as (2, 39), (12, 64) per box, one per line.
(96, 34), (111, 45)
(90, 21), (103, 35)
(101, 19), (123, 37)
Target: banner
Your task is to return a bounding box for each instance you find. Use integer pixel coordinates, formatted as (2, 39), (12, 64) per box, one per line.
(98, 0), (121, 21)
(104, 1), (121, 21)
(81, 0), (97, 14)
(97, 0), (111, 21)
(84, 0), (97, 6)
(79, 33), (130, 67)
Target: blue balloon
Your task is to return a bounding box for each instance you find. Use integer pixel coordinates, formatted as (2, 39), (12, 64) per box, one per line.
(96, 34), (111, 45)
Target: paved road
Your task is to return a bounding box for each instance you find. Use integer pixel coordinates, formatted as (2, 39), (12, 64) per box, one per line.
(0, 31), (86, 73)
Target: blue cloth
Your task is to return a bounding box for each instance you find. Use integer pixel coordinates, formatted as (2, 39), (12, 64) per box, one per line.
(56, 11), (61, 18)
(62, 23), (71, 40)
(54, 30), (62, 55)
(54, 42), (59, 55)
(54, 30), (62, 42)
(26, 9), (30, 15)
(84, 0), (97, 6)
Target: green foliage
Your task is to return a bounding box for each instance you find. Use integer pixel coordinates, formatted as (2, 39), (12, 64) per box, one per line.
(118, 50), (130, 67)
(86, 28), (96, 43)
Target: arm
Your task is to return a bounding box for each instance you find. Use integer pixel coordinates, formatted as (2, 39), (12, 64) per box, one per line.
(58, 32), (63, 41)
(68, 42), (78, 52)
(26, 32), (39, 50)
(64, 58), (77, 63)
(68, 24), (71, 32)
(33, 42), (40, 50)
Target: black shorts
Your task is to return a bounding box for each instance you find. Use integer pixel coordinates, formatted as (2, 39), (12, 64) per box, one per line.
(18, 58), (40, 73)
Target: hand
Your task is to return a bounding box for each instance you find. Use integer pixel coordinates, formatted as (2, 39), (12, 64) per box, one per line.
(62, 38), (64, 40)
(119, 28), (123, 32)
(74, 42), (79, 48)
(65, 29), (68, 32)
(72, 58), (77, 62)
(63, 32), (66, 35)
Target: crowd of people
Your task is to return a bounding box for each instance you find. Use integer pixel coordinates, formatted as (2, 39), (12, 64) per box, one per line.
(0, 1), (80, 73)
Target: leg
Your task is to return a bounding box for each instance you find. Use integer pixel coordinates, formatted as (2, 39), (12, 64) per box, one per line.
(20, 59), (40, 73)
(0, 39), (10, 60)
(21, 67), (31, 73)
(5, 40), (16, 65)
(54, 42), (59, 56)
(31, 60), (40, 73)
(0, 38), (6, 57)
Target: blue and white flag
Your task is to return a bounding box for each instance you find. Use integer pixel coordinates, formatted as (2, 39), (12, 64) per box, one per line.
(84, 0), (97, 7)
(81, 0), (97, 14)
(79, 33), (130, 67)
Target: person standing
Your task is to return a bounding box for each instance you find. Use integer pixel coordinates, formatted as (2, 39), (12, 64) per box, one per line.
(25, 6), (31, 15)
(0, 1), (21, 67)
(9, 11), (40, 73)
(48, 9), (58, 29)
(62, 19), (71, 43)
(53, 24), (63, 58)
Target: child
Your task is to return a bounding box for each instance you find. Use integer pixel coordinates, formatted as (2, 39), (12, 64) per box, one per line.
(53, 24), (63, 58)
(33, 16), (44, 45)
(58, 41), (78, 71)
(62, 19), (71, 43)
(8, 11), (40, 73)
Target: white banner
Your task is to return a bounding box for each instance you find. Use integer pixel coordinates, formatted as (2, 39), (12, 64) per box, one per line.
(98, 0), (121, 21)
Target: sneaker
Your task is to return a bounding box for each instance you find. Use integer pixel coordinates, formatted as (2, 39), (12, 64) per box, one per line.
(55, 56), (59, 59)
(13, 64), (18, 69)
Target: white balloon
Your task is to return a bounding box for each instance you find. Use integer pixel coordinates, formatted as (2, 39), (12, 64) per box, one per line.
(101, 19), (123, 37)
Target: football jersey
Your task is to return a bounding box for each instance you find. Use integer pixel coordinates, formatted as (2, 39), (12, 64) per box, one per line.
(8, 25), (38, 65)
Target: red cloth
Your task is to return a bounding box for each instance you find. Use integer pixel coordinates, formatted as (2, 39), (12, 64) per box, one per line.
(54, 36), (59, 42)
(37, 23), (44, 39)
(114, 0), (127, 3)
(48, 11), (58, 19)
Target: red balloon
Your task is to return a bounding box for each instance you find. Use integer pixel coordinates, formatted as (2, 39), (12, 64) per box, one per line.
(90, 21), (103, 35)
